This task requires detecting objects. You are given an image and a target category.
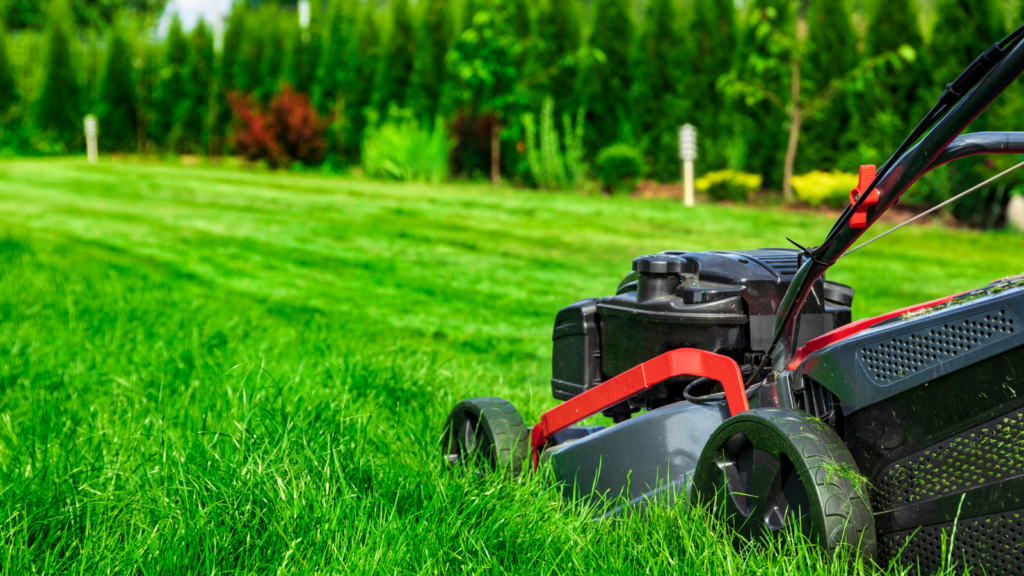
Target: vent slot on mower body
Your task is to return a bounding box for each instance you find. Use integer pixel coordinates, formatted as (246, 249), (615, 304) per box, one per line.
(859, 308), (1018, 385)
(875, 408), (1024, 511)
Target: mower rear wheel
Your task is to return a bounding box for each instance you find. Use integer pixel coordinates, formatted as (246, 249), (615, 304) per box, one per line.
(691, 408), (876, 561)
(443, 397), (530, 477)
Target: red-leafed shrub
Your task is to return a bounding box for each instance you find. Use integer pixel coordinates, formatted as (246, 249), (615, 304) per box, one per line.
(228, 87), (327, 168)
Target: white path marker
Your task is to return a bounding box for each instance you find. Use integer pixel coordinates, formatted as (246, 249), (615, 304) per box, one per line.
(84, 115), (98, 164)
(298, 0), (311, 42)
(680, 124), (697, 207)
(1008, 194), (1024, 232)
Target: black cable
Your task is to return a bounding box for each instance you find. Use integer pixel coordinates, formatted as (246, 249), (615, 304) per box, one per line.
(786, 237), (828, 266)
(684, 377), (762, 404)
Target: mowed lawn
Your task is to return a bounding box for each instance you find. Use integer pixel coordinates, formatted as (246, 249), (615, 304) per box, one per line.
(1, 157), (1021, 574)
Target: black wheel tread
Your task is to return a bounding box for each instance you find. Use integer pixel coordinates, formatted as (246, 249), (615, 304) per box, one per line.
(445, 397), (530, 476)
(693, 408), (877, 561)
(760, 409), (876, 556)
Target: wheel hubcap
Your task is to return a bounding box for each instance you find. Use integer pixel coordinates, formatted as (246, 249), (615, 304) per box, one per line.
(717, 433), (811, 540)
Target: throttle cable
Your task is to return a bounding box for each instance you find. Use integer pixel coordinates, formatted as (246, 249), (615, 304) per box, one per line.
(843, 159), (1024, 257)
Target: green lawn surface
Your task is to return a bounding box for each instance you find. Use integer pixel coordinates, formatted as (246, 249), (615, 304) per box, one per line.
(1, 158), (1020, 574)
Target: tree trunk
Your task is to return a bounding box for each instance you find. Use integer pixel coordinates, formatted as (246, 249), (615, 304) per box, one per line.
(334, 96), (346, 161)
(783, 9), (808, 203)
(782, 82), (801, 202)
(208, 80), (219, 157)
(491, 121), (502, 186)
(135, 70), (147, 154)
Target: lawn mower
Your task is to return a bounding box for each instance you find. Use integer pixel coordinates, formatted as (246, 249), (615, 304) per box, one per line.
(444, 26), (1024, 573)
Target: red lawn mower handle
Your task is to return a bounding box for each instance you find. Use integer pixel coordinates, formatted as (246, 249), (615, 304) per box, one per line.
(530, 349), (747, 466)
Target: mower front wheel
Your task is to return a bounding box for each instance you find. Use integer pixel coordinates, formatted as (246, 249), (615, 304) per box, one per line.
(691, 408), (876, 562)
(443, 397), (530, 477)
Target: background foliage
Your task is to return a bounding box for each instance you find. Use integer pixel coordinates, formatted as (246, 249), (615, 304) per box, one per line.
(3, 0), (1024, 226)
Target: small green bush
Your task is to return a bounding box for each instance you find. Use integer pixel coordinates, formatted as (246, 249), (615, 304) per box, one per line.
(595, 143), (645, 192)
(792, 171), (857, 208)
(361, 110), (452, 183)
(695, 170), (762, 202)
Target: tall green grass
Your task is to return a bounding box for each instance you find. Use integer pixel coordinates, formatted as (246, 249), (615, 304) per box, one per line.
(1, 158), (1020, 573)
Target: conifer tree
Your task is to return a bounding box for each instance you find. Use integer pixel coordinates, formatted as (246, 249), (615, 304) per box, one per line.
(923, 0), (1004, 219)
(33, 0), (84, 151)
(689, 0), (736, 171)
(258, 11), (289, 101)
(220, 6), (247, 93)
(930, 0), (1004, 101)
(507, 0), (532, 42)
(0, 17), (17, 120)
(533, 0), (582, 113)
(315, 0), (356, 112)
(861, 0), (926, 154)
(407, 0), (454, 120)
(799, 0), (857, 172)
(318, 0), (355, 100)
(580, 0), (633, 156)
(213, 4), (247, 153)
(372, 0), (415, 112)
(287, 0), (323, 95)
(632, 0), (687, 181)
(235, 8), (266, 94)
(315, 0), (358, 161)
(346, 2), (382, 161)
(171, 19), (213, 153)
(95, 27), (137, 152)
(150, 15), (189, 148)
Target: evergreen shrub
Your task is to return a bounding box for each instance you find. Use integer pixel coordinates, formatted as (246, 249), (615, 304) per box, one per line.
(407, 0), (452, 119)
(373, 0), (415, 112)
(170, 20), (214, 153)
(791, 171), (857, 208)
(33, 0), (84, 152)
(96, 28), (138, 152)
(595, 143), (644, 192)
(0, 18), (16, 119)
(151, 16), (190, 148)
(696, 170), (762, 202)
(581, 0), (634, 157)
(361, 109), (452, 183)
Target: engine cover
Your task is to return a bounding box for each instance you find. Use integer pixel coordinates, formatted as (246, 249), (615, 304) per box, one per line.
(551, 249), (854, 415)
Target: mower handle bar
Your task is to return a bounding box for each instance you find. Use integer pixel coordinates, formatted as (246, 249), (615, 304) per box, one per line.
(769, 32), (1024, 372)
(931, 131), (1024, 167)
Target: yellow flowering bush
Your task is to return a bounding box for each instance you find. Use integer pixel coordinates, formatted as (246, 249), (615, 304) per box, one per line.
(695, 170), (763, 202)
(792, 171), (858, 208)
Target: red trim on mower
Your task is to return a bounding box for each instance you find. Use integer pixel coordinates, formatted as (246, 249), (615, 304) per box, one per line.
(530, 349), (747, 466)
(787, 293), (961, 370)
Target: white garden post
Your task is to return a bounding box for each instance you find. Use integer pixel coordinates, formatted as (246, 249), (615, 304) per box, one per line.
(680, 124), (697, 207)
(1008, 194), (1024, 232)
(84, 115), (98, 164)
(298, 0), (311, 42)
(212, 16), (225, 53)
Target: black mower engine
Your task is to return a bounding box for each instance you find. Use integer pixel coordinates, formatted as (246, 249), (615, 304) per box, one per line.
(550, 249), (854, 420)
